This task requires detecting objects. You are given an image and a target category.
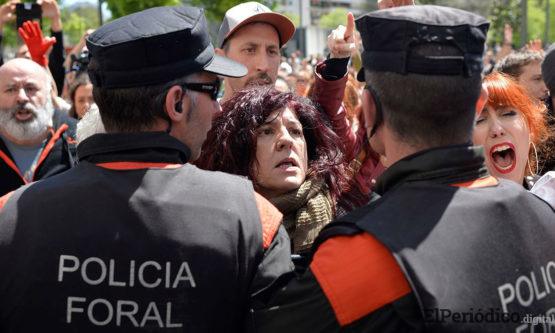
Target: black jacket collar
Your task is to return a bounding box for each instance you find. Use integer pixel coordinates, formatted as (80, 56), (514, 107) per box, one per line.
(375, 144), (489, 195)
(78, 132), (191, 164)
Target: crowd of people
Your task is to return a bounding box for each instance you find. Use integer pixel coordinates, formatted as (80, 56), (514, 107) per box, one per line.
(0, 0), (555, 332)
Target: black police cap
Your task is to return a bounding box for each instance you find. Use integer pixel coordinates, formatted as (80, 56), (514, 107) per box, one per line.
(86, 6), (247, 89)
(356, 5), (489, 81)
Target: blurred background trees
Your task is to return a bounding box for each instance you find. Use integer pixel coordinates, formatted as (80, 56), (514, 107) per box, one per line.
(0, 0), (552, 50)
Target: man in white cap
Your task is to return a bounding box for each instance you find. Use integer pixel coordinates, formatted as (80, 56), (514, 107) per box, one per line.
(216, 1), (356, 106)
(216, 2), (385, 196)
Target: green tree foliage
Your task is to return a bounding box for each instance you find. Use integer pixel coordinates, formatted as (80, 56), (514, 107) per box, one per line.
(105, 0), (181, 19)
(414, 0), (555, 46)
(488, 0), (521, 45)
(282, 11), (300, 27)
(528, 0), (555, 43)
(319, 7), (348, 30)
(489, 0), (554, 47)
(0, 24), (17, 49)
(62, 3), (99, 46)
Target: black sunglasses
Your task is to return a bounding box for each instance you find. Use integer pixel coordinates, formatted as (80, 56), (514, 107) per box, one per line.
(181, 79), (221, 100)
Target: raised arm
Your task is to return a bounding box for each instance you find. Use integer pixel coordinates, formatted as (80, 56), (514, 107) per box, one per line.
(0, 0), (19, 67)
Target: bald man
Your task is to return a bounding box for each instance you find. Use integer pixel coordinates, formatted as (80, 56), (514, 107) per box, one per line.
(0, 58), (76, 195)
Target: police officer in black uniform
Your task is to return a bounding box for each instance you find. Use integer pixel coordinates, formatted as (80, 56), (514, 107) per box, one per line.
(0, 6), (292, 332)
(252, 5), (555, 333)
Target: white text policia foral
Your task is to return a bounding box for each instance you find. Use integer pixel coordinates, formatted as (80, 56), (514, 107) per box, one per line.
(58, 255), (197, 328)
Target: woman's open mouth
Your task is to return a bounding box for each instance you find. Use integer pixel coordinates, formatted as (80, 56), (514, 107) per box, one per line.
(275, 157), (299, 172)
(489, 142), (516, 174)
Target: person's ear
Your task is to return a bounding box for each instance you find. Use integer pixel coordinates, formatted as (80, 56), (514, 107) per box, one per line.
(361, 88), (386, 156)
(164, 85), (190, 122)
(361, 88), (377, 135)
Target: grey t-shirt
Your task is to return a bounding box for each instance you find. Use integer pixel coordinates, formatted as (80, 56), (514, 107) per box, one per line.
(1, 135), (44, 181)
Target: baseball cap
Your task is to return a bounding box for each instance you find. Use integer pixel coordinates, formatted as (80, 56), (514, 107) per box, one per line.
(218, 2), (295, 48)
(356, 5), (489, 81)
(86, 6), (247, 89)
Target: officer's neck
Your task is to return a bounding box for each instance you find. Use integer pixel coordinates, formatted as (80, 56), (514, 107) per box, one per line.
(381, 128), (424, 167)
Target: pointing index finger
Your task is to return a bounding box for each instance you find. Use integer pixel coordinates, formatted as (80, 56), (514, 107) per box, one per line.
(344, 12), (355, 41)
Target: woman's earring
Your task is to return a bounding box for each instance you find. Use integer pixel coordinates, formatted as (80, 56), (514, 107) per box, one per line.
(528, 141), (539, 176)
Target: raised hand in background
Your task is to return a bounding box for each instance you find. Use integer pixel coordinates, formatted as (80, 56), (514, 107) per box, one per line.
(526, 39), (544, 53)
(328, 12), (356, 59)
(0, 0), (19, 33)
(38, 0), (62, 32)
(18, 20), (56, 67)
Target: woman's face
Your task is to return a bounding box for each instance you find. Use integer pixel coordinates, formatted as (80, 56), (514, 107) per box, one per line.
(253, 107), (308, 198)
(473, 105), (530, 184)
(74, 83), (94, 119)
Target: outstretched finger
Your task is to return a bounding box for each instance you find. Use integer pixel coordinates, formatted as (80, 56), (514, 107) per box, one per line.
(345, 12), (355, 41)
(22, 21), (33, 36)
(18, 26), (29, 40)
(32, 21), (43, 38)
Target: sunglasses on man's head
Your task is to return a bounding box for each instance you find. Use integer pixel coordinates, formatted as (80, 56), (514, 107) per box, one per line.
(181, 79), (221, 100)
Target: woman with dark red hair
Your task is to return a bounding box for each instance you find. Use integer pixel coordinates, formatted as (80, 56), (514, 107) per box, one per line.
(196, 86), (362, 253)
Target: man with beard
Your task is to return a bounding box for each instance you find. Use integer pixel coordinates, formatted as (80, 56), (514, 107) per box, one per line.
(0, 58), (76, 196)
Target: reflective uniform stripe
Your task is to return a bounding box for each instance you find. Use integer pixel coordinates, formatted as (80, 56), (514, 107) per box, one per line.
(254, 192), (283, 250)
(32, 124), (68, 180)
(311, 233), (411, 326)
(451, 176), (498, 189)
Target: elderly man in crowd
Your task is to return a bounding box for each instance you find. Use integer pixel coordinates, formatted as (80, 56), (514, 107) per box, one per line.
(0, 58), (75, 196)
(252, 5), (555, 332)
(0, 6), (292, 332)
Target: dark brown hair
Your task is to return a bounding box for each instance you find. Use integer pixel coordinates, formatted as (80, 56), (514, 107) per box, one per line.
(196, 86), (359, 207)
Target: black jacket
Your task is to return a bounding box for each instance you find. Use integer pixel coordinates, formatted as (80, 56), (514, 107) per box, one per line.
(0, 132), (293, 332)
(0, 109), (76, 196)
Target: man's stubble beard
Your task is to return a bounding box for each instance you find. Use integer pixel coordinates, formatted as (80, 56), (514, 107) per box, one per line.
(245, 72), (273, 87)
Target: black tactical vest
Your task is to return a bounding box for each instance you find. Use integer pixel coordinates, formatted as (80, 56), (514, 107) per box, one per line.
(316, 145), (555, 332)
(0, 133), (278, 333)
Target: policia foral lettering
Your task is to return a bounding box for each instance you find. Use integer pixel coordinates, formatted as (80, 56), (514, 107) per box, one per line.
(0, 6), (293, 332)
